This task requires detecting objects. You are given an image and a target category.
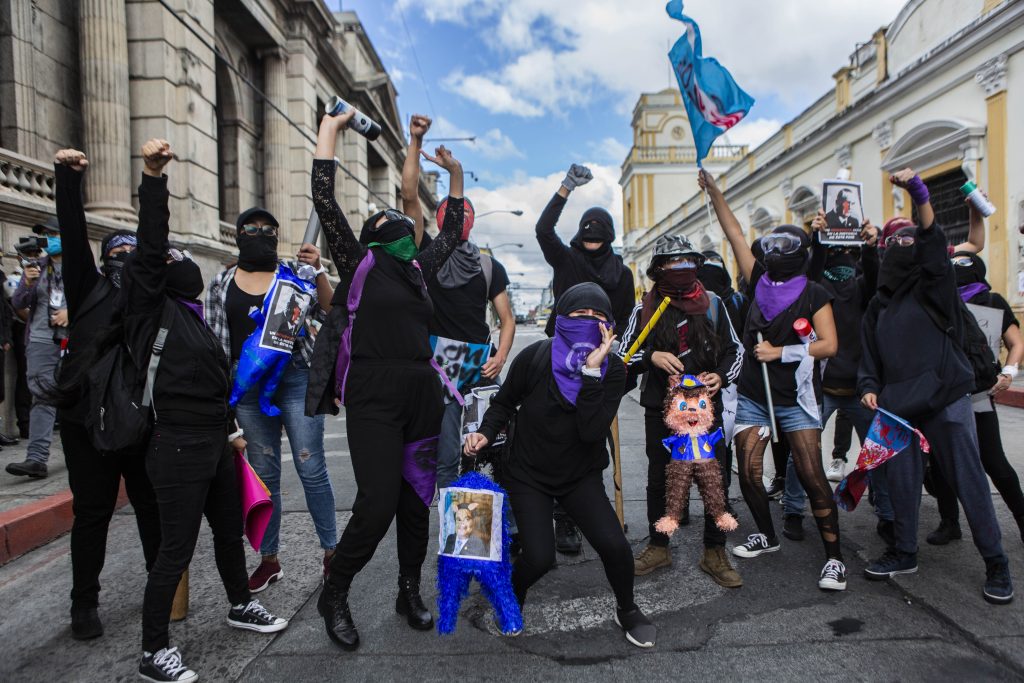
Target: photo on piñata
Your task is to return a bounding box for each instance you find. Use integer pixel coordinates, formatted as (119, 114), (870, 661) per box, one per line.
(438, 487), (503, 561)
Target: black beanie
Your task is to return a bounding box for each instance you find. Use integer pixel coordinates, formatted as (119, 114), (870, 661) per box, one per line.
(555, 282), (614, 321)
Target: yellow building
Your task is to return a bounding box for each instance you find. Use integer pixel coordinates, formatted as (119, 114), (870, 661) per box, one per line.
(621, 0), (1024, 306)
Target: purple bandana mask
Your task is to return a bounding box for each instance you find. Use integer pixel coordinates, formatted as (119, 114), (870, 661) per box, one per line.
(755, 274), (807, 322)
(552, 315), (608, 405)
(958, 282), (989, 303)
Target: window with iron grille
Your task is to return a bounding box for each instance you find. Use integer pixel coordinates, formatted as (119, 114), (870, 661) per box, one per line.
(912, 168), (969, 246)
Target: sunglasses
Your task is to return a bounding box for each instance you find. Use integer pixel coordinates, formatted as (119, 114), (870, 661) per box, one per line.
(240, 224), (278, 237)
(381, 209), (414, 227)
(951, 255), (974, 267)
(760, 233), (803, 255)
(884, 234), (915, 248)
(167, 248), (193, 262)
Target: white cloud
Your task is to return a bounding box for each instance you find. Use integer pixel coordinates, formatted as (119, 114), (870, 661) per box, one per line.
(721, 117), (783, 149)
(431, 116), (524, 160)
(589, 136), (630, 165)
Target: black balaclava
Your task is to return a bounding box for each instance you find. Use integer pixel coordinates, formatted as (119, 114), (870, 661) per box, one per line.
(555, 282), (614, 322)
(360, 210), (414, 246)
(570, 207), (621, 289)
(763, 225), (810, 281)
(824, 247), (859, 282)
(877, 227), (919, 299)
(100, 229), (137, 289)
(952, 249), (988, 288)
(237, 233), (278, 272)
(166, 258), (204, 300)
(697, 249), (732, 296)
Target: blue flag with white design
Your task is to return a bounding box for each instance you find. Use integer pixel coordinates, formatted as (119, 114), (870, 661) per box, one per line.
(666, 0), (755, 164)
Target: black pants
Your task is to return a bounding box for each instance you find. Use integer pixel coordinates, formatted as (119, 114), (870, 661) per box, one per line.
(62, 420), (161, 609)
(328, 363), (443, 586)
(832, 409), (853, 461)
(508, 474), (634, 609)
(930, 405), (1024, 523)
(141, 425), (250, 652)
(644, 411), (727, 549)
(12, 320), (30, 434)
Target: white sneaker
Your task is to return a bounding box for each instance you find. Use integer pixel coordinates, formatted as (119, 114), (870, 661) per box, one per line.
(731, 533), (781, 558)
(818, 559), (847, 591)
(826, 458), (846, 482)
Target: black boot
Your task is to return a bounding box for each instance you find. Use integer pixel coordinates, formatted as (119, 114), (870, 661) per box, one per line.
(70, 606), (103, 640)
(317, 582), (359, 650)
(395, 576), (433, 630)
(926, 518), (962, 546)
(554, 517), (582, 555)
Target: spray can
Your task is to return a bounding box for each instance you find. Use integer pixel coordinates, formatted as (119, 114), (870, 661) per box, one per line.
(793, 318), (817, 344)
(326, 96), (381, 141)
(960, 181), (996, 217)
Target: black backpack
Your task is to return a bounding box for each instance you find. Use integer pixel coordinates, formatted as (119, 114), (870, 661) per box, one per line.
(918, 292), (1000, 394)
(85, 300), (176, 454)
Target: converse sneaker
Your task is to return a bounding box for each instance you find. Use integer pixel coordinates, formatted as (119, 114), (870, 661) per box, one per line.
(227, 599), (288, 633)
(864, 549), (918, 580)
(613, 605), (656, 648)
(139, 647), (197, 683)
(983, 555), (1014, 605)
(818, 559), (847, 591)
(765, 477), (785, 500)
(248, 559), (283, 593)
(825, 458), (846, 483)
(732, 533), (780, 559)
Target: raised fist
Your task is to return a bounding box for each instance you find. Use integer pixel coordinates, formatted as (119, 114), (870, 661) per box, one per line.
(141, 139), (175, 175)
(54, 149), (88, 172)
(561, 164), (593, 192)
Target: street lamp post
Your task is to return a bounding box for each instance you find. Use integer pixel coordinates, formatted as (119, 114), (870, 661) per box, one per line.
(476, 209), (524, 218)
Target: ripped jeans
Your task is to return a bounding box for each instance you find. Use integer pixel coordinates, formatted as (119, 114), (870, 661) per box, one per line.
(235, 358), (337, 556)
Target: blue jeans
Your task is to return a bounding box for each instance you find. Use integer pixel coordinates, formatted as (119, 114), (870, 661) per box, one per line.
(782, 393), (893, 521)
(235, 359), (337, 556)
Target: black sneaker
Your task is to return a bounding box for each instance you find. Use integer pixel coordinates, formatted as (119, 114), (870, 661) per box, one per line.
(226, 599), (288, 633)
(926, 519), (962, 546)
(70, 606), (103, 640)
(765, 477), (785, 500)
(782, 514), (804, 542)
(818, 559), (847, 591)
(139, 647), (197, 683)
(864, 549), (918, 580)
(614, 605), (656, 648)
(5, 459), (47, 478)
(555, 517), (582, 555)
(731, 533), (780, 559)
(0, 432), (19, 446)
(983, 555), (1014, 605)
(876, 519), (896, 548)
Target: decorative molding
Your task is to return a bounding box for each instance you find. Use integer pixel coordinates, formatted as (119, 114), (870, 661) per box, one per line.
(780, 177), (793, 200)
(872, 120), (894, 149)
(974, 53), (1008, 96)
(835, 144), (853, 169)
(881, 118), (986, 173)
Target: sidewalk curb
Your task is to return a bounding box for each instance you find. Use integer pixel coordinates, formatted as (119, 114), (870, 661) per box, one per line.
(0, 483), (127, 566)
(994, 386), (1024, 409)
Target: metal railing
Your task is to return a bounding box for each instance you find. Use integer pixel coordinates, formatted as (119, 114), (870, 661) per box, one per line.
(0, 149), (55, 202)
(627, 144), (749, 165)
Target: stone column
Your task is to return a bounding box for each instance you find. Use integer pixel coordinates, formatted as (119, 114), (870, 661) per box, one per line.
(260, 47), (291, 249)
(79, 0), (136, 221)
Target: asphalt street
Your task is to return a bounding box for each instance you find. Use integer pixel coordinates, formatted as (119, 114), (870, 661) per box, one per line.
(1, 327), (1023, 681)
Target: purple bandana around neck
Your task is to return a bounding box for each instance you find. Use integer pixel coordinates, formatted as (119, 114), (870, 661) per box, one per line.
(755, 274), (808, 322)
(551, 315), (608, 405)
(958, 282), (989, 303)
(402, 435), (439, 507)
(177, 298), (206, 324)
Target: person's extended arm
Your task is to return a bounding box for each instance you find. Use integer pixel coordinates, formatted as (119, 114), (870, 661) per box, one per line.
(295, 243), (333, 314)
(53, 150), (99, 319)
(859, 222), (880, 300)
(481, 291), (515, 380)
(127, 138), (174, 315)
(808, 211), (827, 283)
(401, 115), (431, 247)
(953, 195), (987, 254)
(890, 168), (934, 230)
(858, 302), (882, 410)
(753, 301), (838, 363)
(535, 164), (591, 268)
(312, 110), (364, 276)
(417, 145), (465, 282)
(699, 169), (755, 283)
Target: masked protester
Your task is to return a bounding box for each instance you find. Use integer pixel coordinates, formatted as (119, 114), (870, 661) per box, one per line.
(205, 205), (337, 594)
(780, 211), (895, 546)
(699, 169), (846, 592)
(618, 235), (742, 587)
(536, 163), (636, 556)
(858, 168), (1013, 604)
(921, 251), (1024, 547)
(121, 140), (288, 683)
(308, 111), (464, 652)
(464, 283), (656, 648)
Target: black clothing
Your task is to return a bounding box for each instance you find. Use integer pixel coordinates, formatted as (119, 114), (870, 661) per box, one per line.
(236, 234), (279, 272)
(427, 256), (509, 344)
(859, 224), (974, 418)
(536, 194), (635, 337)
(12, 319), (30, 433)
(738, 261), (832, 407)
(225, 279), (263, 361)
(824, 210), (860, 233)
(478, 340), (626, 497)
(64, 421), (160, 609)
(554, 281), (615, 322)
(141, 426), (249, 652)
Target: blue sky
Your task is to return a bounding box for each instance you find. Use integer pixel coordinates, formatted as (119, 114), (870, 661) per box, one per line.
(329, 0), (904, 305)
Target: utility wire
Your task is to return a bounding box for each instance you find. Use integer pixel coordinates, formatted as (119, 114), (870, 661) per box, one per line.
(154, 0), (392, 207)
(395, 2), (438, 125)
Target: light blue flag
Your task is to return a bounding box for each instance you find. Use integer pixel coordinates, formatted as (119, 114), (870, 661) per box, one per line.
(666, 0), (755, 165)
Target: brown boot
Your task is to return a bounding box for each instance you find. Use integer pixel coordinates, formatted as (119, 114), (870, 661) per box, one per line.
(633, 544), (671, 576)
(700, 546), (743, 588)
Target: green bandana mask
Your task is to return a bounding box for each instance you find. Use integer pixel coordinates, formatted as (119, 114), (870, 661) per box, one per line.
(369, 234), (417, 262)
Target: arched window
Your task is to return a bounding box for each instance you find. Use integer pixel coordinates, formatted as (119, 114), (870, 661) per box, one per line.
(751, 206), (780, 233)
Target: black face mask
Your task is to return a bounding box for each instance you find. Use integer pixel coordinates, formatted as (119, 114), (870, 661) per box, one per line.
(101, 251), (131, 288)
(697, 263), (731, 295)
(236, 234), (279, 272)
(166, 259), (204, 300)
(764, 251), (807, 281)
(878, 242), (918, 296)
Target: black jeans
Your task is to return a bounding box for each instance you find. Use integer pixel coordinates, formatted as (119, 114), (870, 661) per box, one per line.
(508, 474), (634, 610)
(141, 425), (250, 652)
(12, 320), (31, 434)
(62, 420), (161, 609)
(644, 411), (727, 549)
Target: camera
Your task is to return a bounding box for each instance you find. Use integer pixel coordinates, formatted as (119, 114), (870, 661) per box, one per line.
(14, 236), (47, 256)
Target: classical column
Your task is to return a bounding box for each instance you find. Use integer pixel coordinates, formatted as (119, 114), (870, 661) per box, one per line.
(976, 53), (1009, 296)
(260, 47), (291, 248)
(79, 0), (135, 221)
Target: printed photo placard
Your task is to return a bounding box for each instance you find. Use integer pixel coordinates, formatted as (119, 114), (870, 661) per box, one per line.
(258, 279), (312, 353)
(437, 487), (503, 562)
(821, 180), (865, 246)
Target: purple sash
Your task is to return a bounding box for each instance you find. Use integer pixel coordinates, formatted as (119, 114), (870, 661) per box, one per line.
(335, 251), (376, 405)
(402, 435), (439, 506)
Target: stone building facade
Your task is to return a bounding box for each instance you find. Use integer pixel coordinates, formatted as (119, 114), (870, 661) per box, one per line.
(0, 0), (436, 426)
(622, 0), (1024, 307)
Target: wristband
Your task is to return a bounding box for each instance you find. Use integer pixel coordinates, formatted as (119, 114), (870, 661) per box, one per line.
(905, 175), (930, 206)
(313, 263), (327, 277)
(228, 428), (244, 442)
(581, 366), (602, 378)
(1001, 365), (1018, 378)
(781, 344), (808, 364)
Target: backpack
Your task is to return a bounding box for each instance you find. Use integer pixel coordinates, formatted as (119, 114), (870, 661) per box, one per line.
(85, 299), (176, 454)
(917, 292), (1000, 394)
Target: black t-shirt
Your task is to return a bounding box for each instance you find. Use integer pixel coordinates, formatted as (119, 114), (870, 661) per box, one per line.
(225, 278), (265, 361)
(739, 262), (833, 407)
(427, 256), (509, 344)
(351, 250), (434, 362)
